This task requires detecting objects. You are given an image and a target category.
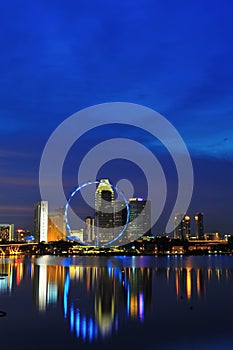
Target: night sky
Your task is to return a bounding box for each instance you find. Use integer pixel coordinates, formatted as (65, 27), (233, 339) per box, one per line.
(0, 0), (233, 235)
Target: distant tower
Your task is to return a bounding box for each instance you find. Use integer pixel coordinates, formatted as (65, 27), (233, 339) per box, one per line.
(95, 179), (114, 245)
(195, 213), (204, 239)
(34, 201), (48, 242)
(85, 216), (95, 243)
(123, 198), (151, 244)
(174, 214), (190, 240)
(113, 200), (127, 240)
(0, 224), (14, 242)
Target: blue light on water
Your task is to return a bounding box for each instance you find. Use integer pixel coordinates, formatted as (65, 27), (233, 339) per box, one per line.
(75, 310), (80, 338)
(139, 293), (144, 322)
(127, 284), (130, 317)
(108, 266), (111, 277)
(81, 315), (87, 341)
(63, 272), (70, 319)
(88, 317), (94, 342)
(70, 304), (74, 332)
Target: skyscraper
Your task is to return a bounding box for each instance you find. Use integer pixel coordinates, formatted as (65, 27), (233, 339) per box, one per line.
(195, 213), (204, 239)
(84, 216), (95, 243)
(123, 198), (151, 244)
(95, 179), (114, 245)
(34, 201), (48, 242)
(113, 200), (127, 241)
(0, 224), (14, 242)
(174, 214), (191, 240)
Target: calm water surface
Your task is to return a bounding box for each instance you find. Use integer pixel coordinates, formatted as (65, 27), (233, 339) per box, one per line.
(0, 255), (233, 350)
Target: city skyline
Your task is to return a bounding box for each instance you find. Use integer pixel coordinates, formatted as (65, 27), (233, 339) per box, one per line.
(0, 1), (233, 234)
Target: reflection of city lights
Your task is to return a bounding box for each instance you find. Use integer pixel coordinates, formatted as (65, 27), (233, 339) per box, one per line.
(139, 293), (144, 322)
(186, 268), (192, 300)
(127, 284), (130, 317)
(89, 317), (94, 342)
(70, 304), (74, 332)
(81, 315), (87, 341)
(196, 269), (201, 297)
(63, 272), (70, 318)
(75, 310), (81, 338)
(38, 265), (47, 311)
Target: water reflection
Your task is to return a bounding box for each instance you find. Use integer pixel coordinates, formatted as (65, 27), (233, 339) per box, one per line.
(0, 257), (233, 345)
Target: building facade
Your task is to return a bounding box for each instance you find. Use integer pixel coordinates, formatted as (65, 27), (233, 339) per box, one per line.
(48, 208), (66, 241)
(195, 213), (204, 239)
(34, 201), (48, 242)
(95, 179), (115, 246)
(174, 214), (191, 240)
(122, 198), (151, 244)
(0, 224), (14, 242)
(84, 216), (95, 243)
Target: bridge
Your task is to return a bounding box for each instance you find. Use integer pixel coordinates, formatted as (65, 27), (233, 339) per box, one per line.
(0, 242), (38, 256)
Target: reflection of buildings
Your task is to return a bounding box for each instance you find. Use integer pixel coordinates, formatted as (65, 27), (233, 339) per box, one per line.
(34, 201), (48, 242)
(174, 214), (190, 240)
(63, 266), (153, 342)
(174, 267), (206, 300)
(95, 179), (114, 245)
(0, 224), (14, 242)
(33, 265), (65, 311)
(2, 259), (233, 344)
(122, 267), (152, 321)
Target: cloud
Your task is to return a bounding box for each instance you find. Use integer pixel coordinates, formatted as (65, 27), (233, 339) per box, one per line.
(0, 177), (38, 187)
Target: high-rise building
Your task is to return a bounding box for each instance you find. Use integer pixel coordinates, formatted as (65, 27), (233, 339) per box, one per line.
(48, 208), (66, 241)
(123, 198), (151, 244)
(34, 201), (48, 242)
(113, 200), (127, 232)
(0, 224), (14, 242)
(195, 213), (204, 239)
(95, 179), (114, 245)
(84, 216), (95, 243)
(174, 214), (191, 240)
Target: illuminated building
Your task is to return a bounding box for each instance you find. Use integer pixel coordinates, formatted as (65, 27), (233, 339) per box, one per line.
(0, 224), (14, 242)
(123, 198), (151, 244)
(174, 214), (190, 240)
(34, 201), (48, 242)
(95, 179), (114, 245)
(204, 232), (220, 241)
(48, 208), (66, 241)
(84, 216), (95, 243)
(195, 213), (204, 239)
(69, 229), (84, 242)
(113, 200), (127, 239)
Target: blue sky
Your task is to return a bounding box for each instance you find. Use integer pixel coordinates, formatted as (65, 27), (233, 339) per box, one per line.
(0, 0), (233, 234)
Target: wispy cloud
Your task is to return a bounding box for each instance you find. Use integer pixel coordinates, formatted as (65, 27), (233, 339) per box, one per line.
(0, 205), (33, 213)
(0, 150), (35, 158)
(0, 177), (38, 186)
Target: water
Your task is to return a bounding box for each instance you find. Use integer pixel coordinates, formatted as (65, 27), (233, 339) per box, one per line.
(0, 255), (233, 350)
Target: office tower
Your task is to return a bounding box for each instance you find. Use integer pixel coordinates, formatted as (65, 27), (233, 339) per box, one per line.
(84, 216), (95, 243)
(34, 201), (48, 242)
(113, 200), (127, 236)
(0, 224), (14, 242)
(95, 179), (114, 245)
(174, 214), (190, 240)
(48, 208), (66, 241)
(195, 213), (204, 239)
(124, 198), (151, 244)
